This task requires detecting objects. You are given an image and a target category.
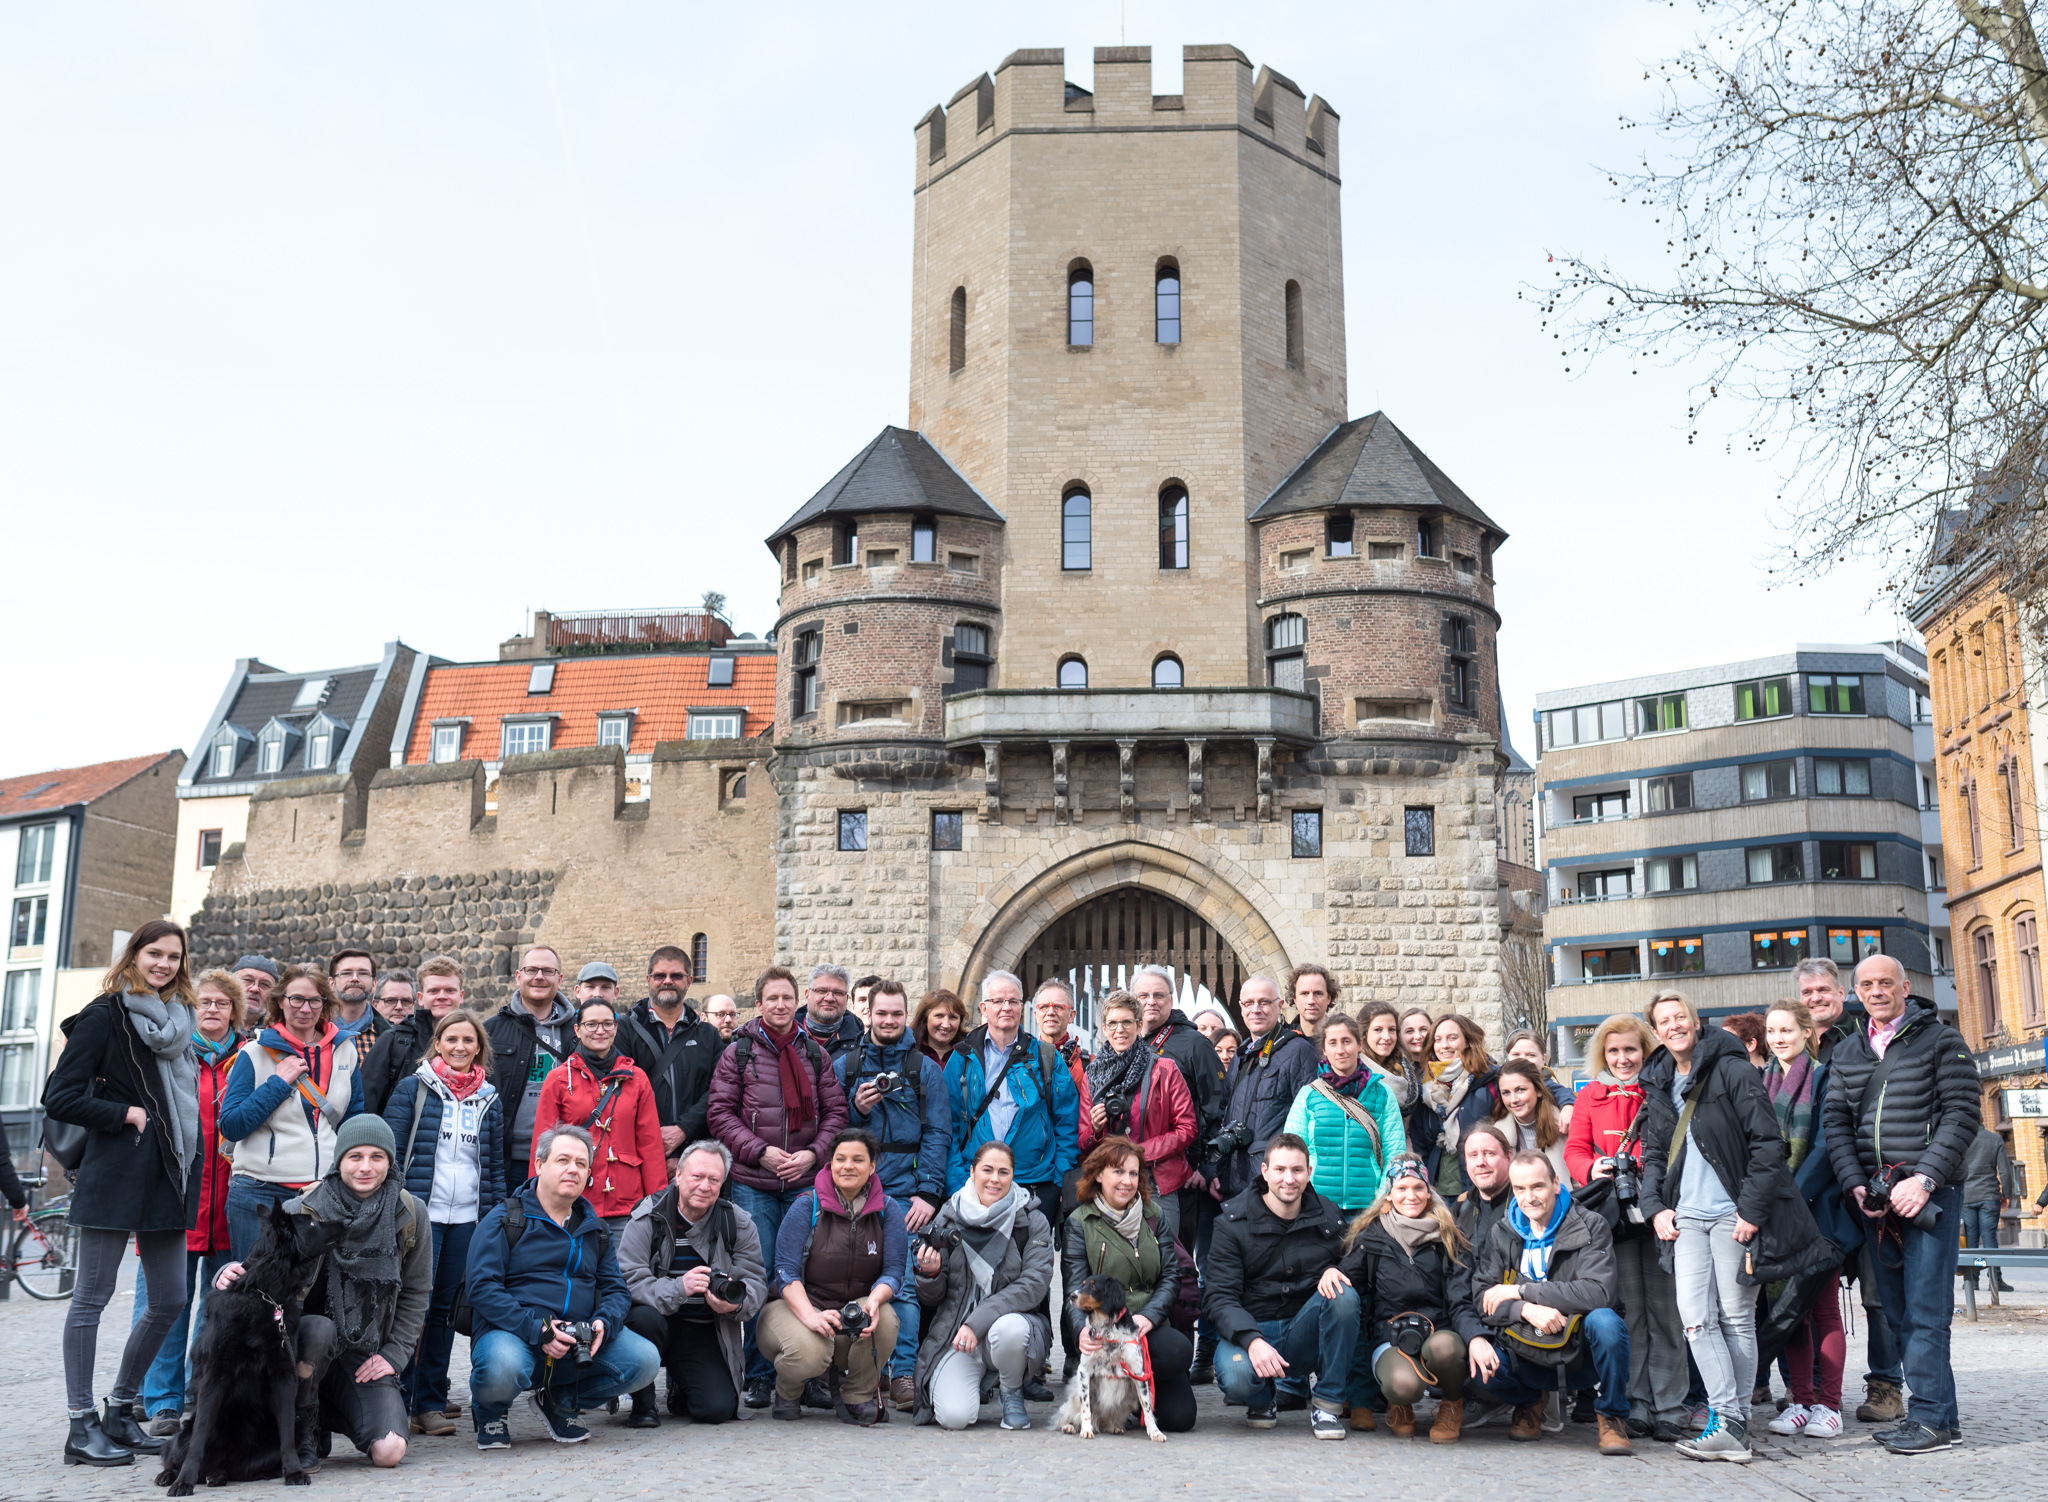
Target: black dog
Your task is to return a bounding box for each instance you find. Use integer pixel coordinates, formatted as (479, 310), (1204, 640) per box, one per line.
(156, 1201), (344, 1495)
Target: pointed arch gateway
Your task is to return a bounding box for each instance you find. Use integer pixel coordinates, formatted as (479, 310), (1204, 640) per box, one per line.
(1018, 887), (1246, 1033)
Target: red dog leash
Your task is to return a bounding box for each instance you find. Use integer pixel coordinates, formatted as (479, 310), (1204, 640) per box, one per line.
(1107, 1332), (1156, 1408)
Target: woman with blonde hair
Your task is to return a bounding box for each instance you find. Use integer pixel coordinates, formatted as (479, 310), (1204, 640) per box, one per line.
(44, 920), (202, 1465)
(1564, 1011), (1684, 1440)
(1335, 1158), (1494, 1442)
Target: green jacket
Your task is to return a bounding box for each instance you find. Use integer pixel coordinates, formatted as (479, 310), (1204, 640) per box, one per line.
(1283, 1073), (1408, 1212)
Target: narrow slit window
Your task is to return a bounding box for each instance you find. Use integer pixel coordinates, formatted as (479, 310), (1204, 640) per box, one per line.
(949, 285), (967, 372)
(1284, 279), (1303, 368)
(1155, 263), (1180, 344)
(1158, 485), (1189, 570)
(1068, 265), (1094, 346)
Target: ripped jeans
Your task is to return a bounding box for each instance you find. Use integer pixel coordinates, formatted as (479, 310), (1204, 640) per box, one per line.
(1673, 1214), (1756, 1425)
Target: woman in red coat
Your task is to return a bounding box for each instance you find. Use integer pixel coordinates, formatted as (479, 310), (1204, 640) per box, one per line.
(1077, 991), (1199, 1243)
(531, 997), (667, 1229)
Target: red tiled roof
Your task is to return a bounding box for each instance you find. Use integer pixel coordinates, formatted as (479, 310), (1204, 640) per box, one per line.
(0, 751), (183, 819)
(403, 654), (777, 764)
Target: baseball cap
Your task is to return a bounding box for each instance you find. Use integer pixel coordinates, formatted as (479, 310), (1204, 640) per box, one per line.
(577, 961), (619, 984)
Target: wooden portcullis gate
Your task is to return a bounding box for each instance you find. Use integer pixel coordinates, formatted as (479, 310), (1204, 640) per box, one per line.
(1016, 887), (1245, 1035)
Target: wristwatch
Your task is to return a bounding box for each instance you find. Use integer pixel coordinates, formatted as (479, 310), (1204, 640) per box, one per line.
(1914, 1173), (1939, 1193)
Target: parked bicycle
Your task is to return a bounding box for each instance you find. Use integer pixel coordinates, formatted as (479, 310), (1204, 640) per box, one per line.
(4, 1176), (77, 1301)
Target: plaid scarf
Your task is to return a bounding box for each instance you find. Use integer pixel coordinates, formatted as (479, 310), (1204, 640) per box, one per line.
(1764, 1052), (1819, 1171)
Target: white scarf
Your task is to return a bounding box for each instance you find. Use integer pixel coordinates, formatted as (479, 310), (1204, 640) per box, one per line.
(949, 1182), (1029, 1296)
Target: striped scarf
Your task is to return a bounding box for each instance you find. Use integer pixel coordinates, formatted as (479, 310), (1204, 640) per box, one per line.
(1765, 1052), (1819, 1171)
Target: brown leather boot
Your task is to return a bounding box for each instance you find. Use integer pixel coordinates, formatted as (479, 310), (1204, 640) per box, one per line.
(1509, 1402), (1543, 1442)
(1430, 1399), (1464, 1444)
(1348, 1406), (1376, 1431)
(1386, 1403), (1417, 1437)
(1597, 1414), (1632, 1455)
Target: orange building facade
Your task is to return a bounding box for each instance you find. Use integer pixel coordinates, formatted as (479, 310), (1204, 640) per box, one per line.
(1911, 523), (2048, 1236)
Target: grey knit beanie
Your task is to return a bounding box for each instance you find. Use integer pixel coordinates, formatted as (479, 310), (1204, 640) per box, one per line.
(332, 1113), (396, 1164)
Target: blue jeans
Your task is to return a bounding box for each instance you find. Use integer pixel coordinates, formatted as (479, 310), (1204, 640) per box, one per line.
(732, 1182), (807, 1385)
(1961, 1201), (2002, 1287)
(1865, 1184), (1961, 1431)
(1214, 1288), (1360, 1411)
(1471, 1306), (1631, 1418)
(468, 1326), (661, 1428)
(890, 1242), (919, 1379)
(402, 1220), (476, 1414)
(130, 1250), (228, 1417)
(225, 1176), (299, 1264)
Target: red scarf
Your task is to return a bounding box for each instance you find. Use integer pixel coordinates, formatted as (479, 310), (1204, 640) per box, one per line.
(432, 1057), (485, 1100)
(760, 1020), (816, 1136)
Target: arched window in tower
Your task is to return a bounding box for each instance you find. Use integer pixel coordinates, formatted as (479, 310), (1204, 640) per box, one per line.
(1284, 280), (1304, 369)
(1266, 613), (1306, 692)
(1058, 657), (1089, 690)
(1062, 486), (1092, 571)
(1152, 655), (1184, 689)
(1158, 484), (1189, 570)
(691, 933), (709, 984)
(949, 285), (967, 373)
(1068, 264), (1094, 346)
(1156, 261), (1180, 344)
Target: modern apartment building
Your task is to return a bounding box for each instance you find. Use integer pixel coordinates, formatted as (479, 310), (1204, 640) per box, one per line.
(1535, 644), (1941, 1073)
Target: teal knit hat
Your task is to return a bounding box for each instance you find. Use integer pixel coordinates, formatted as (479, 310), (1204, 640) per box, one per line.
(332, 1113), (396, 1164)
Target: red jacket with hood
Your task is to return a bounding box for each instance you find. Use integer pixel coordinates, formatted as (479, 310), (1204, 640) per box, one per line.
(532, 1050), (667, 1218)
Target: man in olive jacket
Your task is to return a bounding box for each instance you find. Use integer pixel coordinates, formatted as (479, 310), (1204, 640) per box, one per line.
(1820, 959), (1980, 1454)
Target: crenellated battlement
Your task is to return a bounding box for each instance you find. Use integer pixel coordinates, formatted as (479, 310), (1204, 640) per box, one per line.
(912, 44), (1336, 187)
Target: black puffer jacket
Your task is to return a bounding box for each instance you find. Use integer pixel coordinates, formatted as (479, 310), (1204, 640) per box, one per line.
(1201, 1179), (1347, 1346)
(1217, 1026), (1320, 1195)
(1145, 1011), (1227, 1167)
(1821, 995), (1980, 1192)
(1337, 1218), (1488, 1350)
(615, 998), (726, 1146)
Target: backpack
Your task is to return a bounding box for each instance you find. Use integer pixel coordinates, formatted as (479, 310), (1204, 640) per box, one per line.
(450, 1205), (612, 1339)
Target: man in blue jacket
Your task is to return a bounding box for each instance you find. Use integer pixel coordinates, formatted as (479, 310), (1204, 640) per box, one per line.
(463, 1124), (659, 1450)
(834, 979), (950, 1410)
(946, 970), (1079, 1403)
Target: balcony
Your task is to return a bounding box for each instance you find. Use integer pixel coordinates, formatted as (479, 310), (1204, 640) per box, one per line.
(943, 687), (1319, 747)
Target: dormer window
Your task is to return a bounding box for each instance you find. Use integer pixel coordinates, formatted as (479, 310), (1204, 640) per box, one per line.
(209, 724), (250, 779)
(598, 715), (632, 750)
(255, 718), (299, 776)
(303, 713), (345, 771)
(430, 723), (464, 764)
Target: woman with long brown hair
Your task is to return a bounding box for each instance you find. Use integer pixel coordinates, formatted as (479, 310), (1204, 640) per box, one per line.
(44, 920), (202, 1466)
(1422, 1014), (1499, 1197)
(1492, 1059), (1567, 1181)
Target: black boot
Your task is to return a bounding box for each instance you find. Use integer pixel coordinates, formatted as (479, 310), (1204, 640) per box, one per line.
(293, 1385), (322, 1473)
(626, 1386), (661, 1429)
(63, 1412), (133, 1467)
(100, 1398), (163, 1454)
(1191, 1333), (1216, 1386)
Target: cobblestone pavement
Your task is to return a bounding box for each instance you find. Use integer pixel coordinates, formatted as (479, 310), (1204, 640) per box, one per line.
(2, 1259), (2042, 1502)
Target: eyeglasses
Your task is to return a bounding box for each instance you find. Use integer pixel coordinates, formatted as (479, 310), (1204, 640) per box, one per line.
(520, 966), (561, 978)
(810, 986), (847, 1000)
(650, 971), (691, 984)
(1101, 1017), (1137, 1030)
(578, 1018), (617, 1032)
(282, 994), (323, 1008)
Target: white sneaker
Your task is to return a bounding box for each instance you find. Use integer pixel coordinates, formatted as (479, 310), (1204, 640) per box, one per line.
(1802, 1405), (1842, 1438)
(1767, 1403), (1809, 1436)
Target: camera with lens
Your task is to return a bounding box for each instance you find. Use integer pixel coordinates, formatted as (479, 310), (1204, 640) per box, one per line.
(1609, 1155), (1644, 1225)
(914, 1224), (962, 1256)
(1205, 1120), (1254, 1160)
(1386, 1311), (1436, 1358)
(1866, 1164), (1944, 1233)
(1098, 1088), (1129, 1130)
(838, 1300), (870, 1339)
(551, 1319), (598, 1364)
(868, 1070), (907, 1098)
(705, 1271), (748, 1305)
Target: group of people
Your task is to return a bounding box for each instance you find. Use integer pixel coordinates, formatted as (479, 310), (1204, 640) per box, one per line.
(43, 920), (1989, 1471)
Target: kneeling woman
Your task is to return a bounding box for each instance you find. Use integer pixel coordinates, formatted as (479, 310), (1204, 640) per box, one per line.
(214, 1115), (431, 1471)
(912, 1141), (1056, 1430)
(1336, 1157), (1496, 1444)
(1060, 1137), (1197, 1433)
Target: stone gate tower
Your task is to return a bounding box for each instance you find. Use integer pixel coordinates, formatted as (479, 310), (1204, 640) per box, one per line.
(768, 45), (1511, 1036)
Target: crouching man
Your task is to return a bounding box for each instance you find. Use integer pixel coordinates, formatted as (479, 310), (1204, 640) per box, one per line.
(1463, 1150), (1632, 1456)
(463, 1124), (660, 1450)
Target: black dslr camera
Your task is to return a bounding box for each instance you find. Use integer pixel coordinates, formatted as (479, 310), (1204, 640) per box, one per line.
(1608, 1155), (1644, 1225)
(915, 1224), (963, 1256)
(838, 1300), (870, 1338)
(868, 1070), (907, 1097)
(1098, 1088), (1130, 1130)
(552, 1319), (598, 1364)
(706, 1271), (748, 1305)
(1206, 1120), (1254, 1159)
(1386, 1311), (1435, 1358)
(1866, 1165), (1944, 1233)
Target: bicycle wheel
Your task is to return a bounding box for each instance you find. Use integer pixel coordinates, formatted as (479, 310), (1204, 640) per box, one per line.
(12, 1213), (78, 1300)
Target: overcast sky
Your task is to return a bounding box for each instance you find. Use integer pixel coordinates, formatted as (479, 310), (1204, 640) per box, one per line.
(0, 1), (1910, 780)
